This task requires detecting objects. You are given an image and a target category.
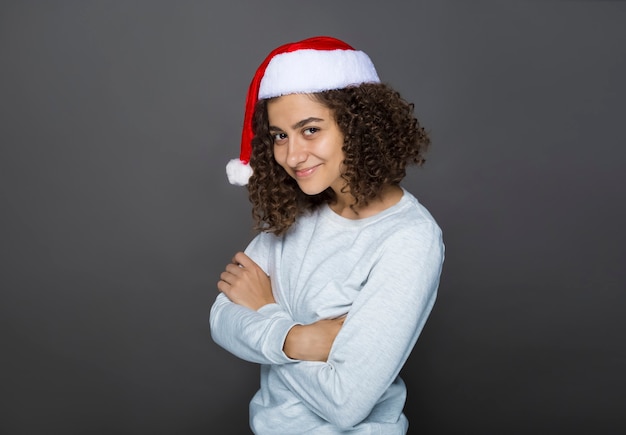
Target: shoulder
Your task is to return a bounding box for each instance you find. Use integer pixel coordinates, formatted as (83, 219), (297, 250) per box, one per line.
(384, 190), (442, 237)
(244, 229), (279, 254)
(370, 191), (443, 266)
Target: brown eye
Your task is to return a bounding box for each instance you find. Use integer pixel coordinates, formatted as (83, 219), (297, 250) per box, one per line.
(273, 133), (287, 144)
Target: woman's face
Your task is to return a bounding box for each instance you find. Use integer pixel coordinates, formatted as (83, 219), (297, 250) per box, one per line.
(267, 93), (346, 197)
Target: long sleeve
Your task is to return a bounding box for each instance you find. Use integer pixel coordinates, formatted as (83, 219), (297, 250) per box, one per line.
(209, 232), (299, 365)
(271, 221), (444, 429)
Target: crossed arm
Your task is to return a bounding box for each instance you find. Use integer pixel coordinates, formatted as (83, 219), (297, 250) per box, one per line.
(212, 224), (443, 428)
(217, 251), (343, 362)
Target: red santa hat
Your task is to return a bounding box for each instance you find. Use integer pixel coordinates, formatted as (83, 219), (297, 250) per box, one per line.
(226, 36), (381, 186)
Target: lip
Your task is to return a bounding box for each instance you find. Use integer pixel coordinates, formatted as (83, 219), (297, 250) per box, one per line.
(294, 164), (321, 178)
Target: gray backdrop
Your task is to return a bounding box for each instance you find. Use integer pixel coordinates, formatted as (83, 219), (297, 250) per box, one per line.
(1, 1), (624, 434)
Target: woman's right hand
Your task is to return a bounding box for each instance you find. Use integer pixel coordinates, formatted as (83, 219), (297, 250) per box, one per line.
(283, 315), (346, 362)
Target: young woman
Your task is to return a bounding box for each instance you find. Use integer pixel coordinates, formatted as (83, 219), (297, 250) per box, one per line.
(210, 36), (444, 434)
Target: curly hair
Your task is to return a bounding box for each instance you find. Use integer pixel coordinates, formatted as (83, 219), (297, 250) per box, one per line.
(247, 82), (430, 235)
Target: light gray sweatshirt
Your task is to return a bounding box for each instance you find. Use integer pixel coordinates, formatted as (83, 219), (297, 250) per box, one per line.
(210, 188), (444, 434)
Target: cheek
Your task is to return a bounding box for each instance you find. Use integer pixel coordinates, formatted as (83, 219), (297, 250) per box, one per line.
(273, 146), (287, 167)
(327, 141), (346, 163)
(324, 133), (345, 159)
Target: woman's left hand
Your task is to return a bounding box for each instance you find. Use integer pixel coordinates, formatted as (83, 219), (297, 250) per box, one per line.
(217, 252), (275, 311)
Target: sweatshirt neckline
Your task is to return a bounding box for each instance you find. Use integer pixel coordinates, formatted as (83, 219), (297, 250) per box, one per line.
(320, 187), (410, 227)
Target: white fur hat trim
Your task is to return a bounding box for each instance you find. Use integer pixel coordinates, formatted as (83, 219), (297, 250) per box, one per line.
(258, 49), (379, 99)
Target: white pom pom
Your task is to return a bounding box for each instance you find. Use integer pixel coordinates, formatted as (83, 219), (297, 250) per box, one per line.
(226, 158), (253, 186)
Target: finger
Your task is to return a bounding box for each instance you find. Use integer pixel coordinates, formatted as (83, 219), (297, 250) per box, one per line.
(220, 270), (236, 285)
(217, 279), (230, 293)
(232, 251), (255, 268)
(225, 263), (243, 276)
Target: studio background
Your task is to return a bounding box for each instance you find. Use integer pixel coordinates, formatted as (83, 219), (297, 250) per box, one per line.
(1, 1), (624, 434)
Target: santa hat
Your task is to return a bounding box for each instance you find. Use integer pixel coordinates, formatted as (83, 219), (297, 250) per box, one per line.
(226, 36), (381, 186)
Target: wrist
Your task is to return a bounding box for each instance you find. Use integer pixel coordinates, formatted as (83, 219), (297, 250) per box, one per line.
(283, 324), (305, 359)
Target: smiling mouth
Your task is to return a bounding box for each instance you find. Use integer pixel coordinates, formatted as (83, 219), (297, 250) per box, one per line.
(294, 164), (321, 178)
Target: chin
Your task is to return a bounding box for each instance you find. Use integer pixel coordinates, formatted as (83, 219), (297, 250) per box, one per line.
(296, 182), (328, 196)
(299, 187), (327, 196)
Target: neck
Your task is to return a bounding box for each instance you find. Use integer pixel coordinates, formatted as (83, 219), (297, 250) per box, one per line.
(329, 184), (403, 219)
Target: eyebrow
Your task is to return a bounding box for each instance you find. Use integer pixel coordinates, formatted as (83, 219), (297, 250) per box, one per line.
(269, 117), (324, 132)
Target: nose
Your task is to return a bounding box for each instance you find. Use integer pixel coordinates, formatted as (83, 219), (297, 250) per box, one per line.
(286, 137), (308, 167)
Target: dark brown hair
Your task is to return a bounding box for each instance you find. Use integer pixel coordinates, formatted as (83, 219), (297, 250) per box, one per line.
(247, 82), (430, 235)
